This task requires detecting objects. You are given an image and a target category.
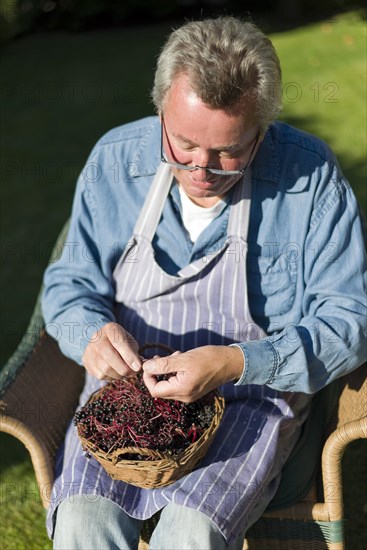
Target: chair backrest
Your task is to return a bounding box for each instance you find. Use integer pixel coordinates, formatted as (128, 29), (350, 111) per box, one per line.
(333, 362), (367, 430)
(315, 361), (367, 446)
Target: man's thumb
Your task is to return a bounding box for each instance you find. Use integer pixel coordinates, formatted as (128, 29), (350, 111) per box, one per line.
(143, 356), (172, 373)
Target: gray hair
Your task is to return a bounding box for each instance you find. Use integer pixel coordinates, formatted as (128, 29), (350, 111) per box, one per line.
(151, 17), (282, 132)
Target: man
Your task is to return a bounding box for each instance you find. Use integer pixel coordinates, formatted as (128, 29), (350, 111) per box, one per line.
(42, 16), (367, 549)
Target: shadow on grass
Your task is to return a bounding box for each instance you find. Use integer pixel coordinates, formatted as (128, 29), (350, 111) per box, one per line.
(0, 433), (31, 470)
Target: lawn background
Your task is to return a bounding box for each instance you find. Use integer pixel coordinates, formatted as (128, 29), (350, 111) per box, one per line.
(1, 9), (366, 548)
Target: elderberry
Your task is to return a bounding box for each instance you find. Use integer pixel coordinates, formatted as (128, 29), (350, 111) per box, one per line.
(74, 374), (216, 461)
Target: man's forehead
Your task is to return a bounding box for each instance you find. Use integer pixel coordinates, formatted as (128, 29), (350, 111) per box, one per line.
(164, 75), (257, 130)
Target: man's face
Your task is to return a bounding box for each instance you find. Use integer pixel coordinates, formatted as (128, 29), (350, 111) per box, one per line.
(161, 74), (261, 207)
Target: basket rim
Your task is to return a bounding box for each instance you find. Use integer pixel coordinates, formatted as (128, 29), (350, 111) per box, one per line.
(77, 386), (225, 468)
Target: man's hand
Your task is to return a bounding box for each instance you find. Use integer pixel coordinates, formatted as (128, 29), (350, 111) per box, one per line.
(82, 322), (142, 380)
(142, 345), (244, 402)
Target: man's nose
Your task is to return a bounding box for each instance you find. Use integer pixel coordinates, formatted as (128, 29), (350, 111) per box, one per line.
(192, 149), (212, 167)
(190, 166), (211, 181)
(190, 150), (218, 173)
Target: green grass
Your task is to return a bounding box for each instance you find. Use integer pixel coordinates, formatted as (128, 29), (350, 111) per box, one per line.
(1, 11), (366, 549)
(0, 436), (50, 549)
(274, 10), (366, 209)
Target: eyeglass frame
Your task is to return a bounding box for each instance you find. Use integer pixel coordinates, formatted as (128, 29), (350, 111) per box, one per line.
(160, 117), (259, 176)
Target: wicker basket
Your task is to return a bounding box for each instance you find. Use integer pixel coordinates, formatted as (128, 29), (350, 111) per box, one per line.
(77, 344), (225, 489)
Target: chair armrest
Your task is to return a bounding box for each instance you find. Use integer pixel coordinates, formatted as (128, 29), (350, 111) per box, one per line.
(0, 331), (85, 508)
(312, 361), (367, 522)
(311, 416), (367, 523)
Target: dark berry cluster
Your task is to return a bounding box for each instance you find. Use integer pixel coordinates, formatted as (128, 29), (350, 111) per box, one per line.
(74, 375), (215, 461)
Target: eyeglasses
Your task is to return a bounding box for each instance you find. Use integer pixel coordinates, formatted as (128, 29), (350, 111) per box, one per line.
(160, 118), (259, 176)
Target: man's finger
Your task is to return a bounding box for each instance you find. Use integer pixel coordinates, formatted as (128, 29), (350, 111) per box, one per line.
(92, 354), (121, 380)
(143, 356), (173, 374)
(142, 371), (158, 394)
(105, 325), (141, 372)
(143, 370), (182, 399)
(97, 342), (134, 376)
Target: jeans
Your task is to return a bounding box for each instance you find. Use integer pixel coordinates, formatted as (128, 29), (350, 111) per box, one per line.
(53, 494), (245, 550)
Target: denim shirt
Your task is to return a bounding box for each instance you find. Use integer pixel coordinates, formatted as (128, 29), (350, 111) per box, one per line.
(42, 116), (367, 393)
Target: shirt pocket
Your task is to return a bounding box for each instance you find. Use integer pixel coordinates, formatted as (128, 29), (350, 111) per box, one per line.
(247, 253), (297, 318)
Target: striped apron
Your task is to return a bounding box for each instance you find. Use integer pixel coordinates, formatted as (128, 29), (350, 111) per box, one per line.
(47, 164), (310, 543)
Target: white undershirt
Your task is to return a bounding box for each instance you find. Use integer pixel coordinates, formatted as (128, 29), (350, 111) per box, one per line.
(178, 185), (227, 243)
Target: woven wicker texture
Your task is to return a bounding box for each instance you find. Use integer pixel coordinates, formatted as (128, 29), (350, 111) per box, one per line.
(78, 382), (225, 489)
(335, 363), (367, 429)
(245, 517), (344, 549)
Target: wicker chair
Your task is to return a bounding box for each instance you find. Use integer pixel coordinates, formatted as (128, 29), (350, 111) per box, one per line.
(1, 224), (366, 549)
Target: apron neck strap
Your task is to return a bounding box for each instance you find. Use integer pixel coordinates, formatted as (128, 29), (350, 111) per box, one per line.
(227, 168), (252, 242)
(134, 163), (252, 243)
(133, 163), (174, 241)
